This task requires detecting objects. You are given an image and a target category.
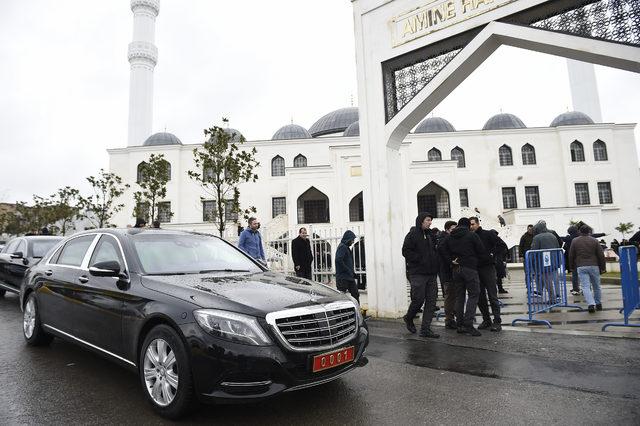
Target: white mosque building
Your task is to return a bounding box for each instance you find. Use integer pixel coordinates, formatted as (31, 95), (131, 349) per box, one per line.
(108, 1), (640, 288)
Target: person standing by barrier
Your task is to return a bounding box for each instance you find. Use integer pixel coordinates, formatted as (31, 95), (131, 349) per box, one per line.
(441, 217), (484, 337)
(519, 225), (534, 261)
(530, 220), (560, 299)
(238, 217), (266, 264)
(335, 230), (359, 303)
(291, 227), (314, 279)
(563, 225), (581, 296)
(437, 220), (457, 330)
(402, 213), (440, 338)
(470, 217), (506, 332)
(568, 225), (606, 313)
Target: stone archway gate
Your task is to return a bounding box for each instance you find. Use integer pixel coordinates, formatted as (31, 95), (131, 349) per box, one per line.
(352, 0), (639, 317)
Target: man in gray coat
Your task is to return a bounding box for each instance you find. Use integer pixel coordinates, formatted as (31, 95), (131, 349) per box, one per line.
(530, 220), (560, 299)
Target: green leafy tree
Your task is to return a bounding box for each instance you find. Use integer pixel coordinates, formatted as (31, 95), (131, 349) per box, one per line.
(615, 222), (634, 240)
(79, 169), (130, 228)
(188, 124), (259, 237)
(48, 186), (81, 235)
(133, 153), (171, 223)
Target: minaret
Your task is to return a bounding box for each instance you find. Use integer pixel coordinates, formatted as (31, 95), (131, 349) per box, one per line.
(127, 0), (160, 146)
(566, 59), (603, 122)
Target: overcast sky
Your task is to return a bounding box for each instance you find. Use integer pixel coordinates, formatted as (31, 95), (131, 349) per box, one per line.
(1, 0), (639, 204)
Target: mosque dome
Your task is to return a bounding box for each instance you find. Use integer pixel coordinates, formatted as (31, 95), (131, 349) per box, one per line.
(309, 107), (359, 137)
(142, 132), (182, 147)
(272, 124), (311, 140)
(414, 117), (456, 133)
(550, 111), (595, 127)
(343, 121), (360, 137)
(215, 128), (244, 143)
(482, 113), (526, 130)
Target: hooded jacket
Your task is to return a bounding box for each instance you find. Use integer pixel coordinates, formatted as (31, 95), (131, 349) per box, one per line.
(531, 221), (560, 250)
(474, 227), (508, 267)
(519, 231), (534, 258)
(402, 213), (439, 275)
(440, 224), (485, 270)
(562, 225), (579, 256)
(335, 230), (356, 281)
(436, 230), (453, 282)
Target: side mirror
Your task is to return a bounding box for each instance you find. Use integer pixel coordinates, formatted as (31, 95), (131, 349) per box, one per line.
(89, 260), (121, 277)
(10, 251), (24, 259)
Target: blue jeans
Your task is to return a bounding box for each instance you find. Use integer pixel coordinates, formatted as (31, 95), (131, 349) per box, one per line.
(577, 265), (602, 306)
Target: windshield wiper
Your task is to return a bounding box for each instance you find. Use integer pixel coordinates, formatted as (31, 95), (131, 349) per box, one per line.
(145, 272), (189, 276)
(198, 269), (251, 273)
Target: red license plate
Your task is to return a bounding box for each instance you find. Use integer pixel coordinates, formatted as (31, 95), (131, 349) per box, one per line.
(312, 346), (355, 373)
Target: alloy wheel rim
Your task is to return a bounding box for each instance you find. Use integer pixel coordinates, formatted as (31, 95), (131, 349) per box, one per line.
(143, 338), (178, 407)
(23, 298), (36, 339)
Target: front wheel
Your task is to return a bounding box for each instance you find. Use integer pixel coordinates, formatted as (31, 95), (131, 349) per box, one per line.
(139, 325), (198, 419)
(23, 293), (53, 346)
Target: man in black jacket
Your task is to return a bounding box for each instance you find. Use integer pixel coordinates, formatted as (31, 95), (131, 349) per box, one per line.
(437, 221), (458, 329)
(291, 227), (314, 279)
(440, 217), (484, 336)
(402, 212), (440, 338)
(335, 230), (359, 302)
(470, 217), (506, 332)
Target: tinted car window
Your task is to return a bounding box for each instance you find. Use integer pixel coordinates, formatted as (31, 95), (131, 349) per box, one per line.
(131, 234), (262, 275)
(15, 240), (27, 255)
(55, 235), (96, 267)
(31, 240), (60, 258)
(4, 239), (20, 254)
(89, 235), (124, 267)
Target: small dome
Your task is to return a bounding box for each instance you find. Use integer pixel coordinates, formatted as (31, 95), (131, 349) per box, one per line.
(272, 124), (311, 140)
(482, 113), (526, 131)
(343, 121), (360, 137)
(414, 117), (456, 133)
(550, 111), (595, 127)
(217, 128), (244, 142)
(309, 107), (358, 137)
(143, 132), (182, 147)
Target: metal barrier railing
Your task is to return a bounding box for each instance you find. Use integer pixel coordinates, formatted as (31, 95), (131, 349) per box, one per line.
(512, 248), (582, 328)
(602, 245), (640, 331)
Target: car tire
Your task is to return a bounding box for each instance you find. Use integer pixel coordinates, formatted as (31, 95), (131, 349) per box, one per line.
(139, 324), (198, 419)
(23, 293), (53, 346)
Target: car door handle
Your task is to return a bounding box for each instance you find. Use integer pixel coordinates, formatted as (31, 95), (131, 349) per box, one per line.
(44, 270), (53, 276)
(78, 276), (89, 284)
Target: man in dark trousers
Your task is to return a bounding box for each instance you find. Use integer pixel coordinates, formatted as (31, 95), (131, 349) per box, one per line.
(470, 217), (506, 332)
(437, 220), (457, 330)
(335, 230), (359, 302)
(519, 224), (534, 261)
(291, 227), (313, 279)
(441, 217), (484, 336)
(568, 225), (606, 313)
(402, 212), (440, 339)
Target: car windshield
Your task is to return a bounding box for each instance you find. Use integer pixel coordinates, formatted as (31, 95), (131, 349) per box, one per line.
(31, 239), (61, 258)
(131, 233), (263, 275)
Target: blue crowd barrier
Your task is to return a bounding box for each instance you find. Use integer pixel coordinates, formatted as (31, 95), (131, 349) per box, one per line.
(512, 248), (582, 328)
(602, 246), (640, 331)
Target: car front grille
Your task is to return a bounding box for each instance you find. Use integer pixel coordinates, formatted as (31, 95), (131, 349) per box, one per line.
(266, 302), (358, 351)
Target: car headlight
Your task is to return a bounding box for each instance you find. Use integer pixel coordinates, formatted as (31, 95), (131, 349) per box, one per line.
(194, 309), (272, 346)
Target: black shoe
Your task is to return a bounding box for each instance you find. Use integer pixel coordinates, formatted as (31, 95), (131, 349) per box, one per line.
(445, 321), (457, 330)
(403, 315), (416, 333)
(464, 327), (481, 337)
(490, 322), (502, 332)
(498, 288), (509, 294)
(457, 326), (465, 334)
(478, 320), (492, 330)
(596, 304), (603, 311)
(419, 329), (440, 338)
(588, 305), (596, 313)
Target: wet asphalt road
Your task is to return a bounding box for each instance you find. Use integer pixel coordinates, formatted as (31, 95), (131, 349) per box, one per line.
(1, 292), (640, 425)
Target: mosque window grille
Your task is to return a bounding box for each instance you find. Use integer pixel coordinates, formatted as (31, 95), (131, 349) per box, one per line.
(459, 189), (469, 208)
(575, 183), (591, 205)
(202, 200), (215, 222)
(293, 154), (307, 168)
(521, 144), (537, 165)
(272, 197), (286, 218)
(593, 140), (608, 161)
(157, 202), (172, 223)
(597, 182), (613, 204)
(428, 148), (442, 161)
(271, 156), (285, 176)
(570, 141), (585, 162)
(349, 192), (364, 222)
(224, 200), (238, 222)
(499, 145), (513, 166)
(451, 147), (465, 168)
(525, 186), (540, 208)
(502, 187), (517, 209)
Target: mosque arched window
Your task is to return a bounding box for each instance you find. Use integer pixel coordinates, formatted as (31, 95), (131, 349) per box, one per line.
(450, 147), (465, 168)
(271, 156), (285, 176)
(570, 141), (585, 162)
(499, 145), (513, 166)
(136, 162), (147, 183)
(294, 154), (307, 168)
(427, 148), (442, 161)
(521, 144), (536, 165)
(593, 140), (608, 161)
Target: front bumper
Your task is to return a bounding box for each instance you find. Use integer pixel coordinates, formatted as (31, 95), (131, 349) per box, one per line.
(180, 323), (369, 403)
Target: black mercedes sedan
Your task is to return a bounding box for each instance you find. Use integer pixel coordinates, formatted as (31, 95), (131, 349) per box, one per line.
(0, 236), (62, 297)
(21, 228), (368, 419)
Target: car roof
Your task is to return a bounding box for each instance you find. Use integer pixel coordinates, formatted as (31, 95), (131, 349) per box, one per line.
(71, 228), (214, 238)
(22, 236), (64, 241)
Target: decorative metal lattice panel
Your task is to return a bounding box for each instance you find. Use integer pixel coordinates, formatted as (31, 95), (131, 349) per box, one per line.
(531, 0), (640, 46)
(385, 48), (461, 122)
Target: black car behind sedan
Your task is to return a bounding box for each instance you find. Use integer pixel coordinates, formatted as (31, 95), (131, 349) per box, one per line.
(20, 229), (368, 419)
(0, 236), (62, 296)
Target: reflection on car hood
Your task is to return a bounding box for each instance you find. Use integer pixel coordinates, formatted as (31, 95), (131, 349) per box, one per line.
(140, 271), (347, 316)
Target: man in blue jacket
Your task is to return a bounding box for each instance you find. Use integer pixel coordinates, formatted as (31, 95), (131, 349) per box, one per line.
(335, 230), (359, 303)
(238, 217), (265, 264)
